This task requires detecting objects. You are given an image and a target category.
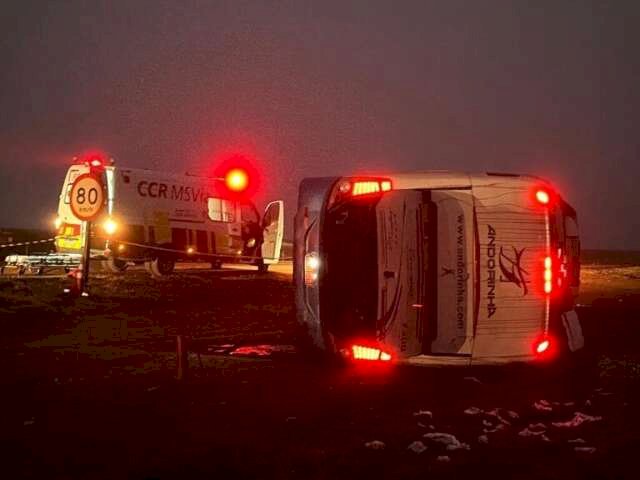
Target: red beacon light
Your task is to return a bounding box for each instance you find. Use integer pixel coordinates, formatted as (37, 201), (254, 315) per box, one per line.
(225, 168), (249, 192)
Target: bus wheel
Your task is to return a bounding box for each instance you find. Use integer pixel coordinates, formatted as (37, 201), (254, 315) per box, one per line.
(148, 257), (175, 278)
(102, 257), (128, 273)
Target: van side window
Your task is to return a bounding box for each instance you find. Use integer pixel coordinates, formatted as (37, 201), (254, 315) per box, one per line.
(240, 203), (259, 225)
(64, 184), (73, 204)
(207, 197), (236, 222)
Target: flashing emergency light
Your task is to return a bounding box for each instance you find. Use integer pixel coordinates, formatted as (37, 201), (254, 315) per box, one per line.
(90, 157), (103, 168)
(225, 168), (249, 192)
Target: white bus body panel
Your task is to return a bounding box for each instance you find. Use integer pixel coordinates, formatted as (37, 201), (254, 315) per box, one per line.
(471, 177), (548, 362)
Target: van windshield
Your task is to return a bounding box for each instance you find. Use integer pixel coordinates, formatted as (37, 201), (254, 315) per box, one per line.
(321, 200), (378, 339)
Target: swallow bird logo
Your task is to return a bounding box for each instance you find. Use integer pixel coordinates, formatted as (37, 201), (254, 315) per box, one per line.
(498, 246), (530, 295)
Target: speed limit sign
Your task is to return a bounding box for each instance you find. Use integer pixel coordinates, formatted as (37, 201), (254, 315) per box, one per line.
(69, 173), (105, 221)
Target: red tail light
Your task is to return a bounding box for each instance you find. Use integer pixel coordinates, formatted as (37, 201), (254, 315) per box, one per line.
(329, 177), (393, 208)
(351, 344), (392, 362)
(351, 179), (392, 197)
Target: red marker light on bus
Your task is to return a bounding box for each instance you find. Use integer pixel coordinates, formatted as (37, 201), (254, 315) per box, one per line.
(351, 179), (392, 197)
(536, 338), (550, 354)
(544, 256), (553, 294)
(225, 168), (249, 192)
(535, 189), (550, 205)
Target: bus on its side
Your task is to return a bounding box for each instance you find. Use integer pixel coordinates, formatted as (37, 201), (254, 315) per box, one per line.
(295, 171), (582, 366)
(55, 158), (284, 276)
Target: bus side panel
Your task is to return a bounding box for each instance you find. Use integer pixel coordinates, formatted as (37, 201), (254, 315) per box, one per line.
(471, 181), (547, 361)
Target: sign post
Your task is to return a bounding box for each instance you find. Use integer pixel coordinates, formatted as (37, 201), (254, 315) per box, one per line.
(69, 173), (105, 296)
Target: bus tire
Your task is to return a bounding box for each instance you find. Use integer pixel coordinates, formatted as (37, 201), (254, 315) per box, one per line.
(148, 257), (175, 278)
(102, 257), (128, 273)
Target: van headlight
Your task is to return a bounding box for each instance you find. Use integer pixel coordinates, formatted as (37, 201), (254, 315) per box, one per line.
(103, 218), (118, 236)
(304, 252), (320, 286)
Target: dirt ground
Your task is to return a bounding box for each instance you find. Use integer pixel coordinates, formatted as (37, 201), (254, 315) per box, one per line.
(1, 257), (640, 479)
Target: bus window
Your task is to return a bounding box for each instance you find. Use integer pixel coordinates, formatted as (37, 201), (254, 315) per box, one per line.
(208, 198), (236, 222)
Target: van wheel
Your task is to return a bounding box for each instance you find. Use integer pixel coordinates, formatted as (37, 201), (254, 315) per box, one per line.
(144, 260), (153, 274)
(256, 260), (269, 273)
(102, 257), (128, 273)
(148, 257), (175, 278)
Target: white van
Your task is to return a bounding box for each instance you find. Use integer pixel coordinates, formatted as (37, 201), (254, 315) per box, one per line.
(55, 159), (284, 276)
(294, 172), (582, 365)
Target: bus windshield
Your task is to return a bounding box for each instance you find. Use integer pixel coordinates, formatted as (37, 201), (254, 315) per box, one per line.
(321, 200), (378, 340)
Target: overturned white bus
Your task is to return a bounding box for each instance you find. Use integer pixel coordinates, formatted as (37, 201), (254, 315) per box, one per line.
(295, 172), (582, 366)
(55, 158), (284, 276)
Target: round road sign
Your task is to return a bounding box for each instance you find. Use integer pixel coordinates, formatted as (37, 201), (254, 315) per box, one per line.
(69, 173), (105, 222)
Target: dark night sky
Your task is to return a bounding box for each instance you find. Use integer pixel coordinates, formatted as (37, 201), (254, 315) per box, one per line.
(1, 0), (638, 249)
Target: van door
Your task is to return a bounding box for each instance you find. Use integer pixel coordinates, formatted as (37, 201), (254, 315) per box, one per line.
(262, 200), (284, 264)
(559, 200), (580, 296)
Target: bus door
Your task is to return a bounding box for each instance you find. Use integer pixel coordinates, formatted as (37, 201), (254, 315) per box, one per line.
(376, 190), (425, 357)
(429, 189), (476, 356)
